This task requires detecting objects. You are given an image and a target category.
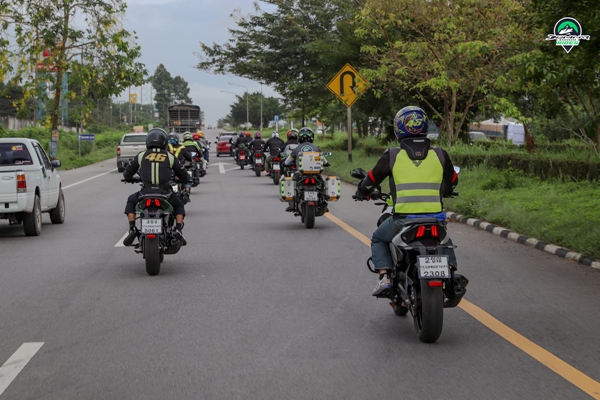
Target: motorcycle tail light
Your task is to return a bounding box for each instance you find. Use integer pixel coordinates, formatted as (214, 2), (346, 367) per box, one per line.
(256, 153), (262, 157)
(415, 226), (426, 238)
(303, 177), (316, 185)
(428, 280), (443, 287)
(145, 199), (152, 207)
(146, 234), (156, 239)
(431, 225), (439, 238)
(240, 150), (245, 155)
(154, 199), (161, 207)
(273, 157), (280, 162)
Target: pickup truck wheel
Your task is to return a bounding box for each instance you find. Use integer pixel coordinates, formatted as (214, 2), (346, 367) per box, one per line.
(23, 194), (42, 236)
(49, 189), (65, 224)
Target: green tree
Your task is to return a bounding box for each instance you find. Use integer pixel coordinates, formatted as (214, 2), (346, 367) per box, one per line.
(356, 0), (533, 144)
(227, 91), (284, 128)
(510, 0), (600, 149)
(151, 64), (193, 120)
(2, 0), (146, 136)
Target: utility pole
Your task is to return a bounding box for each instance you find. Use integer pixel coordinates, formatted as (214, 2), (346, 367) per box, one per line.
(260, 83), (263, 131)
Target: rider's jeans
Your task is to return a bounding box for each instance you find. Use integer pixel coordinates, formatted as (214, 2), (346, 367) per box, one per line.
(371, 215), (458, 271)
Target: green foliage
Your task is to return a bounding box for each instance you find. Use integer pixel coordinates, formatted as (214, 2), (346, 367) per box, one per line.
(152, 64), (193, 120)
(356, 0), (535, 144)
(1, 0), (147, 133)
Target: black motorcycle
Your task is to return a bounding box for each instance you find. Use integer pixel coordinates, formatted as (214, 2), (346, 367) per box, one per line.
(236, 148), (249, 170)
(252, 151), (265, 177)
(122, 179), (186, 276)
(351, 168), (468, 343)
(270, 154), (282, 185)
(282, 151), (332, 229)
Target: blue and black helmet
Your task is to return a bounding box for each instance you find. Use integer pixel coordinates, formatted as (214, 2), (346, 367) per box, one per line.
(393, 106), (429, 140)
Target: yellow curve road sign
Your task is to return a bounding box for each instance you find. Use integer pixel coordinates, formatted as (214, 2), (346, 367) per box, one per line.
(326, 64), (370, 107)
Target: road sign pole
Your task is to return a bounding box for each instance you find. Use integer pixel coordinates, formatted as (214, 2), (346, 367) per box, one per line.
(347, 106), (352, 162)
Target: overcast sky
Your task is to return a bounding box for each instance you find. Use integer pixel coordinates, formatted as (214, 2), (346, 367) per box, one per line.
(115, 0), (279, 126)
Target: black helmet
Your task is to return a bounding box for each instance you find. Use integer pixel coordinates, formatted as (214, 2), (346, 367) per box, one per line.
(167, 134), (179, 145)
(298, 127), (315, 143)
(146, 128), (168, 149)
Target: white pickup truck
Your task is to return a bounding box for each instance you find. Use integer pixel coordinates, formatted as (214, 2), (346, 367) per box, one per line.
(117, 132), (147, 172)
(0, 138), (65, 236)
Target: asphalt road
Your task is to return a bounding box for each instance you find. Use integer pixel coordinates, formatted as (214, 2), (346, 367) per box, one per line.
(0, 136), (599, 399)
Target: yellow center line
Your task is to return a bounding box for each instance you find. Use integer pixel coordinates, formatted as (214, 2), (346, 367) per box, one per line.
(324, 212), (600, 399)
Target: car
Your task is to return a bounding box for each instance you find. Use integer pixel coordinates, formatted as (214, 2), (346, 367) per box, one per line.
(468, 131), (489, 142)
(316, 128), (323, 135)
(0, 138), (64, 236)
(216, 136), (234, 157)
(117, 132), (147, 172)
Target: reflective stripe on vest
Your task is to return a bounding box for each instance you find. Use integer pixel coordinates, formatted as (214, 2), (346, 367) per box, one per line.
(168, 144), (184, 158)
(391, 149), (444, 214)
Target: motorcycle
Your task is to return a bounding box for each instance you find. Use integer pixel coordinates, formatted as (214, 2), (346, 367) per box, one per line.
(280, 151), (339, 229)
(252, 151), (264, 177)
(122, 179), (186, 276)
(169, 172), (189, 205)
(236, 147), (249, 170)
(189, 152), (202, 186)
(350, 167), (468, 343)
(270, 154), (282, 185)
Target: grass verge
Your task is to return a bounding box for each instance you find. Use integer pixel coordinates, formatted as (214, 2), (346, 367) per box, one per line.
(320, 140), (600, 259)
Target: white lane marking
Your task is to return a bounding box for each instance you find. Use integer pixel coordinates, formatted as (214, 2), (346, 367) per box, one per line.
(219, 164), (226, 174)
(0, 342), (44, 396)
(114, 231), (129, 247)
(224, 167), (240, 172)
(62, 168), (118, 190)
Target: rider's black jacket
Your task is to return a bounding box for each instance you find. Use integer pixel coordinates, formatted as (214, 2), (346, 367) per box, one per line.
(263, 137), (284, 155)
(236, 136), (252, 148)
(247, 139), (266, 152)
(124, 147), (189, 195)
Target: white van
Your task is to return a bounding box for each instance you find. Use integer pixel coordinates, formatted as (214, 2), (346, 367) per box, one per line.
(507, 123), (525, 146)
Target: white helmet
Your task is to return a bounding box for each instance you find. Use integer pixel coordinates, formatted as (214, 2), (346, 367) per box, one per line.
(271, 131), (279, 138)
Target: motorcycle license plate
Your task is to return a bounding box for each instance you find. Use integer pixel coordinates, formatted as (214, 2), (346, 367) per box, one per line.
(256, 158), (263, 165)
(417, 256), (450, 279)
(240, 155), (246, 160)
(171, 184), (179, 193)
(141, 218), (162, 234)
(273, 163), (280, 171)
(304, 191), (318, 201)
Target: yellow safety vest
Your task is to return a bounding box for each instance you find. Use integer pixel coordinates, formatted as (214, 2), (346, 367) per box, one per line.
(391, 148), (444, 214)
(168, 143), (184, 158)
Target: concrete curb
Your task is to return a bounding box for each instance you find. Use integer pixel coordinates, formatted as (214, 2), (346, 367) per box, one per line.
(445, 212), (600, 271)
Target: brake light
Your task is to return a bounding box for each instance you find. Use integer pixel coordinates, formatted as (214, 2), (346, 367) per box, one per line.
(256, 153), (262, 157)
(240, 150), (245, 155)
(428, 280), (443, 287)
(145, 199), (151, 207)
(146, 234), (156, 239)
(273, 157), (280, 162)
(304, 177), (316, 185)
(415, 226), (426, 238)
(154, 199), (161, 207)
(431, 225), (439, 238)
(117, 147), (121, 156)
(16, 172), (26, 193)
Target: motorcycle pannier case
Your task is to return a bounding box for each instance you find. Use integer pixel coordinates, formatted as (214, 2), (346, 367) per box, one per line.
(297, 151), (322, 174)
(280, 177), (295, 201)
(325, 176), (341, 202)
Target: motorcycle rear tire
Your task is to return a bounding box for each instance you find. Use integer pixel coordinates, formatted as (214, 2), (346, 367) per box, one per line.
(240, 164), (244, 170)
(144, 237), (161, 276)
(272, 171), (280, 185)
(255, 166), (261, 176)
(413, 280), (444, 343)
(304, 203), (315, 229)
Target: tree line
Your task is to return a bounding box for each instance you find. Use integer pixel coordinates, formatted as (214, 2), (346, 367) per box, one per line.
(196, 0), (600, 149)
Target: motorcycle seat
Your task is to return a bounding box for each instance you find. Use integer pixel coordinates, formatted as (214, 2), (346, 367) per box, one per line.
(402, 217), (441, 225)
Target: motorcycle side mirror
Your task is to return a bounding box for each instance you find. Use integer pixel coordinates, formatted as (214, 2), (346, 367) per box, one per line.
(350, 168), (367, 179)
(454, 166), (461, 174)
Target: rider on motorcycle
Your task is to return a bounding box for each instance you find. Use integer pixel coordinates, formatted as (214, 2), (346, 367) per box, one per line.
(182, 131), (205, 179)
(195, 132), (210, 163)
(167, 133), (192, 202)
(354, 106), (458, 296)
(247, 131), (266, 165)
(122, 128), (189, 246)
(263, 131), (284, 176)
(283, 127), (329, 212)
(281, 129), (300, 155)
(234, 131), (252, 162)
